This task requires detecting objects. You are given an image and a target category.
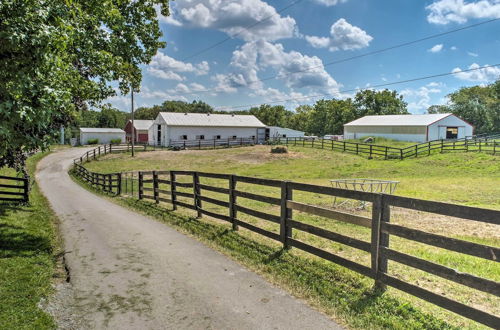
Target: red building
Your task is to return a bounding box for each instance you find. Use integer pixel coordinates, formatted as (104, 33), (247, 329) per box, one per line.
(124, 120), (153, 143)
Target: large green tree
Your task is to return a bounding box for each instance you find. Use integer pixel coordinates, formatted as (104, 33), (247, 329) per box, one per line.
(0, 0), (169, 171)
(353, 89), (408, 117)
(427, 81), (499, 134)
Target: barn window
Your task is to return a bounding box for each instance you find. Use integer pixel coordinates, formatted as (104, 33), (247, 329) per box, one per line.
(196, 135), (205, 140)
(282, 134), (287, 138)
(214, 135), (221, 140)
(232, 135), (237, 139)
(180, 135), (188, 140)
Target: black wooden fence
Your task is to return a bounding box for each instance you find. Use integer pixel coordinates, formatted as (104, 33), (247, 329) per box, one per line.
(169, 137), (256, 149)
(275, 135), (500, 159)
(73, 145), (500, 328)
(0, 175), (29, 203)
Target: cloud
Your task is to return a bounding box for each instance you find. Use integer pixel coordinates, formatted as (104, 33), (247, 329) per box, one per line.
(305, 18), (373, 51)
(452, 62), (500, 81)
(450, 46), (458, 50)
(216, 40), (341, 96)
(166, 0), (298, 41)
(400, 85), (443, 113)
(311, 0), (348, 6)
(468, 51), (479, 57)
(147, 52), (210, 80)
(426, 0), (500, 25)
(428, 44), (444, 53)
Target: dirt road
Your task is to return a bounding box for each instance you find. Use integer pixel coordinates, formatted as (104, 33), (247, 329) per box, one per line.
(36, 147), (341, 329)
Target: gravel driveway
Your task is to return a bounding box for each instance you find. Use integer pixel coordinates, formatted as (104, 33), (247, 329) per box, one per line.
(36, 147), (341, 329)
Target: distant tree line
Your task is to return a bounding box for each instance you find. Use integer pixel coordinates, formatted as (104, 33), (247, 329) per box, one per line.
(73, 80), (499, 138)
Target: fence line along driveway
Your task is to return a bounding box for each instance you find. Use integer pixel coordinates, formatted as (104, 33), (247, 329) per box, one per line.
(36, 147), (340, 329)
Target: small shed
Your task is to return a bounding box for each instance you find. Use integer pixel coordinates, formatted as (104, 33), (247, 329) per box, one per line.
(267, 126), (305, 139)
(124, 120), (154, 143)
(343, 113), (473, 142)
(151, 112), (266, 146)
(79, 128), (126, 145)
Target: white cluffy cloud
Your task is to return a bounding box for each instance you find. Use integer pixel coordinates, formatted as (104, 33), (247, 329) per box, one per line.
(147, 52), (209, 81)
(305, 18), (373, 51)
(311, 0), (348, 6)
(161, 0), (297, 41)
(426, 0), (500, 25)
(428, 44), (444, 53)
(214, 40), (341, 96)
(401, 83), (444, 113)
(452, 63), (500, 81)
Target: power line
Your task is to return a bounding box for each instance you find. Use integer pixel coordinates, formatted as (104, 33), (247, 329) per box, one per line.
(181, 0), (305, 61)
(213, 63), (500, 110)
(168, 18), (499, 98)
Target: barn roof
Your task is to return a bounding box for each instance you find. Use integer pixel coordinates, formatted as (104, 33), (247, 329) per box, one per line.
(128, 120), (154, 130)
(158, 112), (266, 127)
(344, 113), (454, 127)
(80, 128), (125, 133)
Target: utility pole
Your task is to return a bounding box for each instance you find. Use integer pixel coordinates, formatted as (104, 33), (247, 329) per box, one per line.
(131, 86), (135, 157)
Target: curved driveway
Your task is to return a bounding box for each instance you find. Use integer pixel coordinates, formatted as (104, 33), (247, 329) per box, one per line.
(36, 147), (341, 329)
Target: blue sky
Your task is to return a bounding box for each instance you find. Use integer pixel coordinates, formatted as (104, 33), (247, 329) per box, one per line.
(108, 0), (500, 114)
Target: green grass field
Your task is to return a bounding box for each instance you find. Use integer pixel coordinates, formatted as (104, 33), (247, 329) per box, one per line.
(82, 145), (500, 329)
(0, 152), (60, 329)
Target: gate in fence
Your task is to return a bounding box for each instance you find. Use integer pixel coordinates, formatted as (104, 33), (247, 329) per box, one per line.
(0, 175), (29, 203)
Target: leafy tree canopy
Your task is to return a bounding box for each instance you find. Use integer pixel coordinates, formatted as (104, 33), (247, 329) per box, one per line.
(427, 80), (500, 134)
(0, 0), (169, 171)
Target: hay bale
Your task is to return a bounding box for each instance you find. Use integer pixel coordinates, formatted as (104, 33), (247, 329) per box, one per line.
(271, 146), (288, 154)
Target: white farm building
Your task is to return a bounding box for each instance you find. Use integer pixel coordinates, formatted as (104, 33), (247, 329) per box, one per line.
(79, 128), (126, 145)
(267, 126), (305, 139)
(150, 112), (266, 146)
(343, 113), (474, 142)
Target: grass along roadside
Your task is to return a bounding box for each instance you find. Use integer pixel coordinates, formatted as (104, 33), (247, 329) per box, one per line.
(0, 152), (62, 329)
(70, 171), (459, 329)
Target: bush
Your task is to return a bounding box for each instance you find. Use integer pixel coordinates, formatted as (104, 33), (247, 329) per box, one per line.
(271, 146), (288, 154)
(110, 138), (122, 144)
(87, 138), (99, 145)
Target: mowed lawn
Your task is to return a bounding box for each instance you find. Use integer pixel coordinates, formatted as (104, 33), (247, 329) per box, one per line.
(0, 152), (61, 329)
(84, 145), (500, 329)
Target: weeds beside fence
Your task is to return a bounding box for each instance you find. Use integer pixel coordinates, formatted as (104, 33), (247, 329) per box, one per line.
(73, 144), (500, 328)
(275, 135), (500, 159)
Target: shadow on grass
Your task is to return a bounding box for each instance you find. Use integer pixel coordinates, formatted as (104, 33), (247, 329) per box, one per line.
(121, 198), (456, 330)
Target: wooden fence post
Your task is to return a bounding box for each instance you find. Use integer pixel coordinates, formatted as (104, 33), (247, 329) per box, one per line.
(280, 181), (293, 249)
(369, 145), (373, 159)
(109, 143), (112, 153)
(153, 171), (159, 203)
(23, 177), (29, 203)
(138, 172), (143, 200)
(400, 149), (403, 160)
(441, 139), (444, 153)
(428, 142), (431, 156)
(384, 147), (388, 160)
(371, 194), (390, 290)
(108, 174), (112, 193)
(229, 175), (238, 231)
(116, 173), (122, 195)
(193, 172), (202, 218)
(170, 171), (177, 210)
(415, 145), (418, 158)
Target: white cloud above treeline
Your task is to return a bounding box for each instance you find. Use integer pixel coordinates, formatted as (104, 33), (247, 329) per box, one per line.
(147, 52), (210, 81)
(311, 0), (348, 6)
(426, 0), (500, 24)
(305, 18), (373, 51)
(452, 63), (500, 81)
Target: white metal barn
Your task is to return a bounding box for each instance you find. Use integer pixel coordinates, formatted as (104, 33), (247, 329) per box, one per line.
(267, 126), (305, 139)
(79, 128), (126, 145)
(150, 112), (266, 146)
(343, 113), (474, 142)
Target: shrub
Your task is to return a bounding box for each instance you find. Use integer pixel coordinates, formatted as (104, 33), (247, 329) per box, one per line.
(270, 146), (288, 154)
(87, 138), (99, 145)
(110, 138), (122, 144)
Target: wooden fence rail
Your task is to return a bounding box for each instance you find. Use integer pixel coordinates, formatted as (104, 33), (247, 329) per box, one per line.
(0, 175), (29, 203)
(275, 135), (499, 160)
(72, 146), (500, 328)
